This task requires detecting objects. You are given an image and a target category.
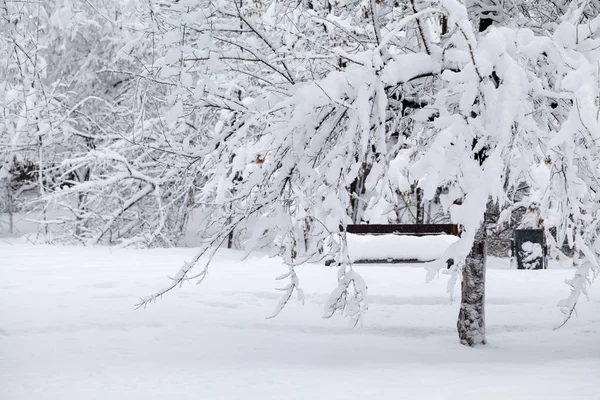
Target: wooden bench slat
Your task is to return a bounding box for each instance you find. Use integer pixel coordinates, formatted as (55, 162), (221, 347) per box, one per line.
(353, 258), (436, 264)
(343, 224), (459, 236)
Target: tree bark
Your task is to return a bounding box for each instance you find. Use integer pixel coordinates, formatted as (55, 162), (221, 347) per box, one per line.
(457, 213), (487, 346)
(415, 187), (424, 224)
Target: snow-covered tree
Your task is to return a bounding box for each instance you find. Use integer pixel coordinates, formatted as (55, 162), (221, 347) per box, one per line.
(130, 0), (600, 345)
(1, 0), (62, 234)
(8, 0), (598, 346)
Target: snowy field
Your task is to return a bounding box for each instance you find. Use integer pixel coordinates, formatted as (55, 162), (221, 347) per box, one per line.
(1, 238), (599, 400)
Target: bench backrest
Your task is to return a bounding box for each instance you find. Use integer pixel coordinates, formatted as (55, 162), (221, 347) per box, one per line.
(344, 224), (460, 237)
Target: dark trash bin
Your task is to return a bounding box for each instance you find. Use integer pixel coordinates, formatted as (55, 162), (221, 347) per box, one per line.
(512, 229), (547, 270)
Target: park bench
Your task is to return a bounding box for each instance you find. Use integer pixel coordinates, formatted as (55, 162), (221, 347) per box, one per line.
(326, 224), (461, 265)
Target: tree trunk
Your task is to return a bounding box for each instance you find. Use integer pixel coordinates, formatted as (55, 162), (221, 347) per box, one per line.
(415, 187), (424, 224)
(227, 229), (234, 249)
(456, 0), (501, 347)
(457, 214), (487, 346)
(349, 162), (370, 223)
(6, 178), (14, 235)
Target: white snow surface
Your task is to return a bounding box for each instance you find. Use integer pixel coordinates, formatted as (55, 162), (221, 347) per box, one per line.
(345, 233), (458, 262)
(520, 241), (544, 269)
(1, 239), (599, 400)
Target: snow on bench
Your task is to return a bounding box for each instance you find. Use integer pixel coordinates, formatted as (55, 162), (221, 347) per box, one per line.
(326, 224), (460, 265)
(345, 233), (459, 264)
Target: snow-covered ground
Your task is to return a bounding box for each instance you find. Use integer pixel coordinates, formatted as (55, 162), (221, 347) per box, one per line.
(1, 238), (599, 399)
